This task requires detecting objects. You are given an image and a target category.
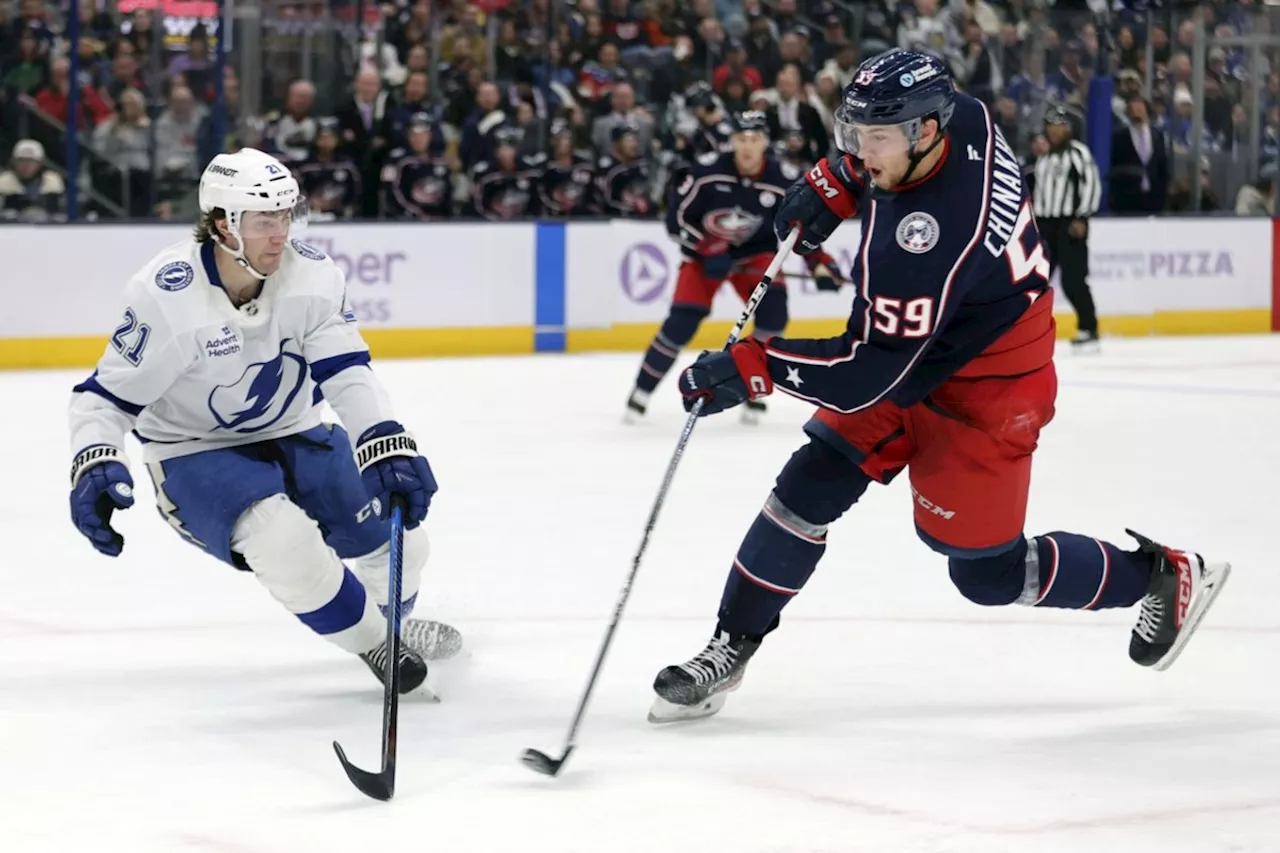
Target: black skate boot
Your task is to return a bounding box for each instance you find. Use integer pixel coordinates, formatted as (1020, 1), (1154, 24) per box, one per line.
(360, 640), (429, 694)
(1127, 529), (1231, 671)
(624, 389), (650, 424)
(648, 627), (762, 723)
(740, 398), (767, 425)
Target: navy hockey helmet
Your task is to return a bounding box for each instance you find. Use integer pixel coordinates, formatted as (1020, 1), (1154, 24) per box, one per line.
(316, 116), (341, 136)
(685, 81), (717, 112)
(550, 117), (573, 138)
(406, 111), (433, 131)
(730, 109), (770, 137)
(610, 120), (640, 143)
(834, 48), (956, 158)
(494, 125), (524, 148)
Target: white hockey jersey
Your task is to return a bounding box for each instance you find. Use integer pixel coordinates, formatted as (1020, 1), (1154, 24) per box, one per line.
(69, 238), (396, 464)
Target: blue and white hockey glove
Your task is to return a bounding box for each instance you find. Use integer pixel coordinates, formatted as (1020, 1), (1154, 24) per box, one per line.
(69, 446), (135, 557)
(774, 155), (864, 254)
(355, 421), (437, 529)
(677, 339), (773, 416)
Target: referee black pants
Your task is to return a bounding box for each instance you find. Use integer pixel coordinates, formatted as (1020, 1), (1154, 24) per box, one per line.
(1039, 217), (1098, 336)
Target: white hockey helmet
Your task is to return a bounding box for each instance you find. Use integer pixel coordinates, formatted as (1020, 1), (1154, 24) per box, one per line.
(199, 148), (307, 279)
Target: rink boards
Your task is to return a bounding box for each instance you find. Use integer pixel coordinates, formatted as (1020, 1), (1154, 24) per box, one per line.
(0, 216), (1276, 368)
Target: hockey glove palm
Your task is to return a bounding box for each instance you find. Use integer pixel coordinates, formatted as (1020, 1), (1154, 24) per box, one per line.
(678, 339), (773, 416)
(774, 155), (863, 254)
(69, 447), (135, 557)
(356, 421), (438, 529)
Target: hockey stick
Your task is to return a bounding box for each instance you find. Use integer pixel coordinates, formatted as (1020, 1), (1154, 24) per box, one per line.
(333, 497), (406, 801)
(521, 228), (800, 778)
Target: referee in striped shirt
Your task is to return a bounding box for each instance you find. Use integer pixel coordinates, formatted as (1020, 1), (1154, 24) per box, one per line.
(1033, 105), (1102, 350)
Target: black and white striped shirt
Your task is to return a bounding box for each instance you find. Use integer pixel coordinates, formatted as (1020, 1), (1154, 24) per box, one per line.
(1032, 140), (1101, 220)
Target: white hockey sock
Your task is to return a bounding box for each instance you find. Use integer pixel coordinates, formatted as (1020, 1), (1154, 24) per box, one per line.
(348, 525), (429, 615)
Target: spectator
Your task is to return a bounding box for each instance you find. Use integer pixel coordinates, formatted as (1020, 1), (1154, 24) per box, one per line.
(770, 31), (813, 86)
(694, 17), (728, 72)
(957, 18), (1000, 104)
(744, 13), (780, 77)
(1047, 40), (1086, 104)
(579, 41), (629, 112)
(35, 56), (112, 134)
(765, 64), (827, 163)
(459, 80), (508, 169)
(494, 18), (532, 85)
(166, 26), (215, 103)
(10, 0), (54, 56)
(101, 44), (149, 109)
(1234, 164), (1276, 216)
(821, 43), (857, 90)
(2, 26), (46, 96)
(387, 70), (441, 150)
(1168, 158), (1220, 212)
(0, 138), (64, 222)
(336, 66), (392, 216)
(591, 82), (655, 154)
(441, 4), (489, 65)
(92, 87), (152, 217)
(1109, 95), (1169, 215)
(270, 79), (318, 165)
(295, 118), (362, 222)
(713, 41), (763, 96)
(650, 36), (702, 107)
(155, 84), (208, 183)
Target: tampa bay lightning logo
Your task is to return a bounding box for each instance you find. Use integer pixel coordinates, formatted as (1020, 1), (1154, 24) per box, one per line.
(155, 261), (194, 291)
(207, 339), (307, 433)
(291, 239), (326, 260)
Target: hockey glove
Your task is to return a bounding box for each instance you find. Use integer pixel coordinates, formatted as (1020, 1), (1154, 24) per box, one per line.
(69, 446), (135, 557)
(774, 155), (864, 254)
(701, 252), (735, 281)
(678, 338), (773, 416)
(355, 421), (438, 529)
(808, 251), (845, 292)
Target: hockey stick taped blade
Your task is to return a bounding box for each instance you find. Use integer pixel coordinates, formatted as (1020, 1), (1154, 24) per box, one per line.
(520, 747), (567, 776)
(333, 742), (394, 801)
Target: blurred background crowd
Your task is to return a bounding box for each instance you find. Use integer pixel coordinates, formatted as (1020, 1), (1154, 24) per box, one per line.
(0, 0), (1276, 224)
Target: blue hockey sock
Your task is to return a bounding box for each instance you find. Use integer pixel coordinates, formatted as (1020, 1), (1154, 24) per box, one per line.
(718, 494), (827, 636)
(1024, 532), (1153, 609)
(635, 307), (704, 394)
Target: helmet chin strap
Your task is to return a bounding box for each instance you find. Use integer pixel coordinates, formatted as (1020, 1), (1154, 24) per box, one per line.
(899, 131), (945, 187)
(214, 213), (269, 281)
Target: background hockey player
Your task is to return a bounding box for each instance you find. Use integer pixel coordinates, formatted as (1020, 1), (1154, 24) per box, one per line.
(659, 82), (734, 210)
(594, 122), (656, 218)
(467, 126), (539, 220)
(68, 149), (460, 694)
(625, 111), (844, 425)
(650, 50), (1229, 723)
(292, 117), (362, 222)
(533, 119), (597, 218)
(382, 112), (454, 220)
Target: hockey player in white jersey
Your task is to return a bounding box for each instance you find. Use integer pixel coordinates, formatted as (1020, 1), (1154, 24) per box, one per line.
(67, 148), (460, 692)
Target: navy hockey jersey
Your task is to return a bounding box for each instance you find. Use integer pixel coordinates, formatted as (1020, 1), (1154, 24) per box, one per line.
(294, 158), (362, 220)
(596, 155), (654, 217)
(534, 152), (596, 217)
(470, 157), (540, 220)
(668, 152), (803, 261)
(763, 94), (1054, 414)
(382, 149), (454, 220)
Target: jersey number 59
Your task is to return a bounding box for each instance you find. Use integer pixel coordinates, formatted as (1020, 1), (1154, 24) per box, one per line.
(872, 296), (934, 338)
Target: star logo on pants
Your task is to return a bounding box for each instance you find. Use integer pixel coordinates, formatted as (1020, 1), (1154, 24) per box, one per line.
(785, 366), (804, 388)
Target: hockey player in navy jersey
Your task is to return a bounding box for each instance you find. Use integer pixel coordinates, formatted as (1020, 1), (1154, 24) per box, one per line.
(649, 50), (1230, 723)
(625, 111), (844, 425)
(68, 149), (461, 695)
(534, 119), (597, 218)
(293, 118), (362, 221)
(468, 126), (539, 220)
(382, 112), (454, 220)
(660, 82), (734, 210)
(595, 122), (656, 218)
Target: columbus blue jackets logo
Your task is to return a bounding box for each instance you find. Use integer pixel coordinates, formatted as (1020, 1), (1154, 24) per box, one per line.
(155, 261), (194, 291)
(703, 206), (764, 244)
(896, 212), (941, 254)
(207, 339), (307, 433)
(291, 240), (326, 260)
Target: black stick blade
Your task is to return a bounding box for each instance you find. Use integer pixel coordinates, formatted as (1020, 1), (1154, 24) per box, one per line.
(521, 746), (572, 776)
(333, 741), (395, 801)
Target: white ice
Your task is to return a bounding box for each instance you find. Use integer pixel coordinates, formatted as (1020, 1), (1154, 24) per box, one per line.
(3, 335), (1280, 853)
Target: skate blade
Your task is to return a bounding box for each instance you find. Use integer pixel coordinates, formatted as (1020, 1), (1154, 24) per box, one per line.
(1153, 561), (1232, 672)
(647, 693), (728, 724)
(623, 408), (645, 425)
(1070, 340), (1102, 355)
(739, 408), (762, 426)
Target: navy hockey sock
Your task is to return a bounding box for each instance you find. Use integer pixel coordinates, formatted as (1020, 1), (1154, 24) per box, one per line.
(718, 438), (871, 637)
(635, 306), (706, 394)
(1023, 532), (1154, 609)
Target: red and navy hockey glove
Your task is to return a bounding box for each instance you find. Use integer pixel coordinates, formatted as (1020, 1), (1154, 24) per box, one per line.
(677, 339), (773, 416)
(773, 154), (864, 254)
(806, 250), (846, 292)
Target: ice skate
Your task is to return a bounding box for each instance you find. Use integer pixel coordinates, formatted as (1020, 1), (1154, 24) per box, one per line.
(401, 618), (464, 661)
(624, 389), (650, 424)
(740, 399), (767, 425)
(1069, 330), (1101, 354)
(1127, 529), (1231, 671)
(359, 639), (429, 694)
(648, 628), (761, 723)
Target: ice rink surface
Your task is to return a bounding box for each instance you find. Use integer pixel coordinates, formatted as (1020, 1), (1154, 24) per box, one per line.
(3, 335), (1280, 853)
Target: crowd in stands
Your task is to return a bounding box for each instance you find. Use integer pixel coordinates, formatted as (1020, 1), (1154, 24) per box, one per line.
(0, 0), (1277, 223)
